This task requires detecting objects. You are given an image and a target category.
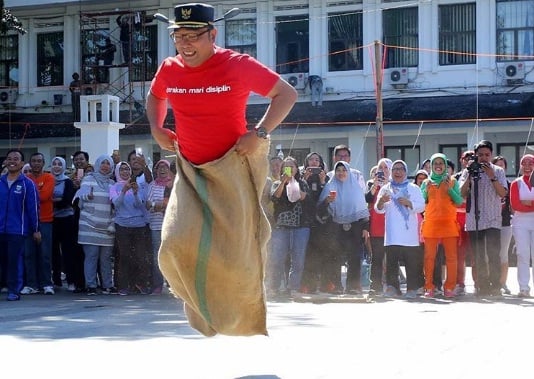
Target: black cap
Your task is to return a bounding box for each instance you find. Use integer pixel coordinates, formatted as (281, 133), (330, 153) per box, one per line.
(168, 3), (214, 29)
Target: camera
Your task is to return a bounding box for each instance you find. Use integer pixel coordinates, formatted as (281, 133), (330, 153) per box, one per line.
(465, 153), (482, 176)
(310, 167), (321, 175)
(375, 171), (385, 180)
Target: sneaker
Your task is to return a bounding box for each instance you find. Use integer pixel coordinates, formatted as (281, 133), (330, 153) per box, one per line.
(404, 290), (418, 299)
(434, 287), (443, 296)
(454, 285), (466, 296)
(86, 287), (97, 296)
(0, 287), (8, 294)
(150, 286), (163, 295)
(43, 286), (55, 295)
(135, 284), (151, 295)
(424, 289), (435, 298)
(502, 285), (511, 295)
(384, 286), (400, 298)
(20, 286), (40, 295)
(518, 290), (530, 298)
(101, 287), (118, 295)
(67, 284), (76, 292)
(7, 293), (20, 301)
(444, 289), (456, 298)
(118, 289), (129, 296)
(416, 287), (425, 296)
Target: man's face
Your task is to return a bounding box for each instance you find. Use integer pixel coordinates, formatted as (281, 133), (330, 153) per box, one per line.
(30, 154), (45, 174)
(5, 152), (23, 174)
(334, 149), (351, 163)
(73, 153), (88, 169)
(476, 147), (492, 164)
(171, 27), (216, 68)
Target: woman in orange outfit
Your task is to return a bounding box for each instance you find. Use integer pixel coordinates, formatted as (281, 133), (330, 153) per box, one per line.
(420, 153), (463, 298)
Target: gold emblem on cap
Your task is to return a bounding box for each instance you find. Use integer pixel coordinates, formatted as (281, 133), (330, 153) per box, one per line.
(181, 8), (192, 20)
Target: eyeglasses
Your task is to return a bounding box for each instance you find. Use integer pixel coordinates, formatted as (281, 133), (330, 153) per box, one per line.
(171, 29), (210, 43)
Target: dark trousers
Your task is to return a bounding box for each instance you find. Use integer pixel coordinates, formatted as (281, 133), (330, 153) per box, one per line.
(0, 234), (25, 296)
(337, 220), (365, 292)
(53, 215), (84, 288)
(386, 245), (423, 291)
(370, 236), (386, 292)
(468, 228), (501, 293)
(114, 224), (152, 290)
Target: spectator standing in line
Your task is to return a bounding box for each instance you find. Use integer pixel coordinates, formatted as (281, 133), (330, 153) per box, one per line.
(375, 160), (425, 299)
(420, 153), (463, 298)
(110, 161), (151, 295)
(127, 149), (153, 186)
(146, 159), (174, 294)
(509, 154), (534, 298)
(0, 149), (41, 301)
(492, 155), (513, 295)
(77, 154), (116, 295)
(50, 156), (83, 292)
(266, 156), (311, 297)
(365, 158), (393, 296)
(22, 153), (55, 295)
(459, 140), (507, 297)
(319, 159), (370, 295)
(70, 151), (91, 190)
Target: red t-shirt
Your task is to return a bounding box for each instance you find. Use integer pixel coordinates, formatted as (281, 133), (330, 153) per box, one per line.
(28, 172), (55, 223)
(150, 47), (279, 164)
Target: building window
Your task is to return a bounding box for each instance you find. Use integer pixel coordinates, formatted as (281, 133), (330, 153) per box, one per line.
(440, 144), (468, 174)
(328, 11), (363, 71)
(37, 32), (64, 87)
(497, 143), (523, 177)
(439, 3), (476, 65)
(276, 15), (309, 74)
(385, 145), (420, 177)
(225, 19), (257, 58)
(81, 28), (111, 84)
(131, 24), (158, 82)
(0, 35), (18, 87)
(383, 6), (418, 68)
(496, 0), (534, 61)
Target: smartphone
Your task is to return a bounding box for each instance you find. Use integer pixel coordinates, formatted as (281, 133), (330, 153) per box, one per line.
(135, 147), (143, 156)
(77, 168), (84, 180)
(284, 167), (292, 176)
(376, 171), (385, 180)
(310, 167), (321, 175)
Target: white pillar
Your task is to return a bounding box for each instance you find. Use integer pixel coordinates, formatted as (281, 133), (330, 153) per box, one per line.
(74, 95), (125, 162)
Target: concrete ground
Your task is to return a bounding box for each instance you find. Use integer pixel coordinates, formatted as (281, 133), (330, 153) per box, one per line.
(0, 267), (531, 379)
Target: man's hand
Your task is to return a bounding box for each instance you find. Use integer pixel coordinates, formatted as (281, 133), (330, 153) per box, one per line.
(234, 131), (262, 156)
(151, 127), (176, 152)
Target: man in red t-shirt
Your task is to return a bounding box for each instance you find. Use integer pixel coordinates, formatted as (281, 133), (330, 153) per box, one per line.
(22, 153), (56, 295)
(147, 3), (297, 337)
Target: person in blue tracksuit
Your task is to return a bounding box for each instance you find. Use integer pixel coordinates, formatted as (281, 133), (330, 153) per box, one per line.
(0, 149), (41, 301)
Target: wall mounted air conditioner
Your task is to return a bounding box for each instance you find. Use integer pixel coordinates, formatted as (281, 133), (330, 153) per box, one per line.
(0, 88), (17, 104)
(389, 68), (409, 85)
(504, 62), (525, 80)
(281, 73), (308, 90)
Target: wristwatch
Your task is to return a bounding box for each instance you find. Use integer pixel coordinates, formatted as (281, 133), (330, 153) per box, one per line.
(255, 126), (269, 139)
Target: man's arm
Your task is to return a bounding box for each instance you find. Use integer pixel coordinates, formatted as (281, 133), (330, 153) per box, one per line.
(234, 78), (297, 156)
(146, 91), (177, 152)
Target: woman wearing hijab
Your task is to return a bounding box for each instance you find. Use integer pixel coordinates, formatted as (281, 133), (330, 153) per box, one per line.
(319, 160), (370, 295)
(299, 152), (328, 294)
(365, 158), (393, 295)
(146, 159), (174, 294)
(420, 153), (463, 298)
(110, 161), (151, 295)
(77, 154), (116, 295)
(509, 154), (534, 298)
(375, 160), (425, 298)
(51, 156), (83, 292)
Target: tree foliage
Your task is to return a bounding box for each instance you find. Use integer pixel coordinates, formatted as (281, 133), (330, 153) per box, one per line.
(1, 0), (27, 35)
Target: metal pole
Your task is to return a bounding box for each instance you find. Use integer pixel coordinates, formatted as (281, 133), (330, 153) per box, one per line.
(374, 40), (384, 160)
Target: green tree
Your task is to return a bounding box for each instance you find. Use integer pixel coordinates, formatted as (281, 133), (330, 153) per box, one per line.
(1, 0), (26, 35)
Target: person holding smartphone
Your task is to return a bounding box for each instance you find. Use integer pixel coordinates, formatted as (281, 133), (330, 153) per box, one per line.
(266, 156), (311, 298)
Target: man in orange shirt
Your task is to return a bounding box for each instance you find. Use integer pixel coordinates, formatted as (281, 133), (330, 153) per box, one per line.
(21, 153), (56, 295)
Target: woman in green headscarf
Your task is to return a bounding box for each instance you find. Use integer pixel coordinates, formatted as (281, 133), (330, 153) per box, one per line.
(420, 153), (463, 298)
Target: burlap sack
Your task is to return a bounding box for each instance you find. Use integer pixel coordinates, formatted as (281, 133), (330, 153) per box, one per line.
(159, 141), (271, 337)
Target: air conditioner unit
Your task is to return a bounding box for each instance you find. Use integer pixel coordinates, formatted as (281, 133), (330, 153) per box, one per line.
(0, 88), (17, 105)
(504, 62), (525, 80)
(389, 68), (409, 85)
(281, 73), (308, 90)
